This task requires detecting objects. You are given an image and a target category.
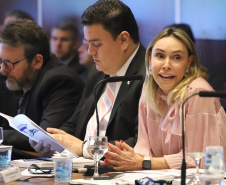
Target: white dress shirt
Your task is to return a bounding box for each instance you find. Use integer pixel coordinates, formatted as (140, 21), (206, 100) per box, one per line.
(83, 45), (140, 158)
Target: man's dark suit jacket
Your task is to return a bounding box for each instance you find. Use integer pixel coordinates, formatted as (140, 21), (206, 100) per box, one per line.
(2, 55), (84, 151)
(67, 55), (88, 82)
(61, 44), (146, 147)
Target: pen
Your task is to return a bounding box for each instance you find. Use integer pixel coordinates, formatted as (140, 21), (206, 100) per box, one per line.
(23, 157), (53, 162)
(72, 168), (88, 173)
(106, 172), (124, 176)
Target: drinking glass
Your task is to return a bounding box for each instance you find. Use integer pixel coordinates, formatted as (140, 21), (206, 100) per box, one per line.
(201, 146), (225, 185)
(87, 136), (108, 178)
(0, 127), (3, 144)
(187, 152), (205, 185)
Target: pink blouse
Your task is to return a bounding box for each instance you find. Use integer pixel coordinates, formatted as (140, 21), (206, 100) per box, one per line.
(134, 77), (226, 169)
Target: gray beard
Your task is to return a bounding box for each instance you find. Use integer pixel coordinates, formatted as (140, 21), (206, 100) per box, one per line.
(6, 80), (22, 91)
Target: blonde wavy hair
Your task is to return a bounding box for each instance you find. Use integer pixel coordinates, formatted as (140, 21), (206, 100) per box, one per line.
(143, 28), (200, 115)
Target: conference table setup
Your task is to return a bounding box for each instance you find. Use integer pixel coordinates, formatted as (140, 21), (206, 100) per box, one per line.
(3, 166), (221, 185)
(0, 165), (179, 185)
(0, 154), (212, 185)
(0, 148), (225, 185)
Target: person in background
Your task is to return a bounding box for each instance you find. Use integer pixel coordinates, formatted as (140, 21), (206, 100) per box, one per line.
(166, 23), (209, 80)
(207, 37), (226, 109)
(208, 68), (226, 110)
(29, 0), (146, 157)
(0, 20), (84, 158)
(50, 19), (87, 82)
(77, 39), (94, 82)
(103, 27), (226, 170)
(2, 9), (33, 26)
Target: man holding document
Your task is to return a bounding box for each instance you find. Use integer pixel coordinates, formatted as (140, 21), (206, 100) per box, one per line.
(29, 0), (146, 157)
(0, 19), (84, 157)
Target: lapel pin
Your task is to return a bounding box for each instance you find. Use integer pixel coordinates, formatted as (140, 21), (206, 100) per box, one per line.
(127, 81), (130, 85)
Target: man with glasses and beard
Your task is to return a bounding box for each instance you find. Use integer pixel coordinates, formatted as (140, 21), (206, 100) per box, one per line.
(0, 19), (84, 158)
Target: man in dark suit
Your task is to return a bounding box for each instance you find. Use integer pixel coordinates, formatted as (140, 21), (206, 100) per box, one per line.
(50, 19), (88, 82)
(0, 10), (34, 132)
(0, 20), (84, 153)
(30, 0), (146, 158)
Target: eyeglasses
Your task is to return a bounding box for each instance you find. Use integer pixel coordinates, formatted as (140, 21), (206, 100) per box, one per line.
(28, 164), (52, 174)
(0, 58), (26, 70)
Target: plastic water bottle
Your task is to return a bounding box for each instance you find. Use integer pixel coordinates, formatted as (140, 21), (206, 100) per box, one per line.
(201, 146), (225, 185)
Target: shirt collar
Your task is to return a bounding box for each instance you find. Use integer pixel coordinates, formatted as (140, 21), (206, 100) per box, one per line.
(115, 44), (140, 77)
(59, 56), (74, 65)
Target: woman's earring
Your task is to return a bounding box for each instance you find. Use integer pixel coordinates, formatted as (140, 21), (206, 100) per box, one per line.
(149, 68), (152, 75)
(185, 69), (188, 74)
(184, 69), (189, 78)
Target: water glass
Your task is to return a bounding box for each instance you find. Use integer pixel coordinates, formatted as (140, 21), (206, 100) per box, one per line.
(201, 146), (225, 185)
(0, 145), (12, 170)
(87, 136), (108, 178)
(187, 152), (205, 185)
(0, 127), (3, 144)
(53, 153), (73, 183)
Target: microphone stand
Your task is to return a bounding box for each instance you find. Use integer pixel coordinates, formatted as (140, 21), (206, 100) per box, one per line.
(181, 92), (199, 185)
(181, 90), (226, 185)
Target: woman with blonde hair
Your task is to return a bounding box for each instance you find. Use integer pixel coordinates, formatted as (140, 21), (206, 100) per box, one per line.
(103, 27), (226, 171)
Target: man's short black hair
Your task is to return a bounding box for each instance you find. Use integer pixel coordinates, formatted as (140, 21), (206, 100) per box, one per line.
(0, 19), (50, 66)
(81, 0), (139, 44)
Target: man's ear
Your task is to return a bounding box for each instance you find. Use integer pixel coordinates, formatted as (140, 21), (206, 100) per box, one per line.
(73, 40), (80, 51)
(32, 54), (43, 70)
(119, 31), (130, 50)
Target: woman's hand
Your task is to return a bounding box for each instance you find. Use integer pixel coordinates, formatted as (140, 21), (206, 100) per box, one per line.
(103, 141), (143, 171)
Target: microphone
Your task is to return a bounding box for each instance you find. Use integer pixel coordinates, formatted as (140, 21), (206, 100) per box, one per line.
(73, 165), (118, 176)
(105, 75), (143, 82)
(94, 75), (143, 136)
(199, 91), (226, 98)
(181, 90), (225, 185)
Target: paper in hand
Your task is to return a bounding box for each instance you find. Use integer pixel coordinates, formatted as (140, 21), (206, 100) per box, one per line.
(0, 113), (69, 154)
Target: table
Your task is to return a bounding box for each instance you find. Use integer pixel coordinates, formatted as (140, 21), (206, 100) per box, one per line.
(3, 170), (86, 185)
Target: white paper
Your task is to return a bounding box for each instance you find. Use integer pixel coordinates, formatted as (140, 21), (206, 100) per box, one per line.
(0, 167), (22, 183)
(126, 168), (205, 177)
(0, 113), (76, 155)
(12, 157), (95, 168)
(70, 177), (130, 185)
(70, 169), (206, 185)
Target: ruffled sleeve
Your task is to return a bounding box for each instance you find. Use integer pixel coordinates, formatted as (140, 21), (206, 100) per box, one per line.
(165, 78), (226, 169)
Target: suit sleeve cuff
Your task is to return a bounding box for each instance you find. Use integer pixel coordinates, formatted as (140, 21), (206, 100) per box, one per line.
(82, 141), (92, 158)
